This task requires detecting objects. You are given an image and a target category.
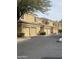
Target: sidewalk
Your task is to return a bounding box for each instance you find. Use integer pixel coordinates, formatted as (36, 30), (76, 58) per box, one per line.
(17, 35), (47, 43)
(17, 34), (61, 43)
(17, 37), (31, 43)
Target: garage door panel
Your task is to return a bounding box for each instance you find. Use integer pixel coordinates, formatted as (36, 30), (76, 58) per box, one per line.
(44, 29), (51, 35)
(23, 28), (30, 37)
(44, 29), (48, 35)
(30, 28), (36, 36)
(48, 29), (51, 35)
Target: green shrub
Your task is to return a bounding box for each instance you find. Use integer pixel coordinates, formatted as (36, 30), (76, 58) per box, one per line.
(58, 30), (62, 33)
(40, 32), (46, 35)
(17, 33), (24, 37)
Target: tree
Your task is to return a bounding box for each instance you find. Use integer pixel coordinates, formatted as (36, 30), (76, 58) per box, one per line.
(17, 0), (51, 20)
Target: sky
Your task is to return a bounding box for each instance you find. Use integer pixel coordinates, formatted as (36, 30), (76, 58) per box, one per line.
(35, 0), (62, 21)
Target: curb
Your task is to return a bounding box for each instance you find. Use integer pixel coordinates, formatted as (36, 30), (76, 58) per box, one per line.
(17, 37), (31, 43)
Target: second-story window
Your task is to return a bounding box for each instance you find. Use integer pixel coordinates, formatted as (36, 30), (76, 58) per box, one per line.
(45, 21), (49, 24)
(53, 23), (56, 26)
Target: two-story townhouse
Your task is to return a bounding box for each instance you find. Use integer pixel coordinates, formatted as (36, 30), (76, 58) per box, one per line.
(17, 13), (60, 37)
(58, 20), (62, 33)
(17, 13), (39, 37)
(52, 21), (59, 34)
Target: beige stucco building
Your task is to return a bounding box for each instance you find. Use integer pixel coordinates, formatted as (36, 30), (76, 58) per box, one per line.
(17, 13), (61, 37)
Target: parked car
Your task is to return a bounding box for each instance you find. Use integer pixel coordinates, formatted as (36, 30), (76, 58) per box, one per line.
(57, 38), (62, 42)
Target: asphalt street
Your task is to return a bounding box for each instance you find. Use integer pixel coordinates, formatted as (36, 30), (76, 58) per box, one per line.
(17, 35), (62, 59)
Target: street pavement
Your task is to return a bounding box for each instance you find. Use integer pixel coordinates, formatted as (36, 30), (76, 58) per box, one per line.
(17, 35), (62, 59)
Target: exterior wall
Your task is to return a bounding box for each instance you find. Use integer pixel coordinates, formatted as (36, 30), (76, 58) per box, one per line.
(58, 22), (62, 30)
(17, 13), (61, 37)
(17, 23), (24, 37)
(17, 23), (22, 33)
(23, 13), (35, 23)
(53, 28), (58, 34)
(35, 17), (42, 24)
(48, 21), (53, 26)
(58, 23), (62, 34)
(40, 26), (44, 33)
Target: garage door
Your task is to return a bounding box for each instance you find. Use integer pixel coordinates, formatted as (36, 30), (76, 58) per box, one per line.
(30, 28), (36, 36)
(44, 29), (51, 35)
(47, 29), (51, 35)
(23, 28), (30, 37)
(44, 29), (48, 35)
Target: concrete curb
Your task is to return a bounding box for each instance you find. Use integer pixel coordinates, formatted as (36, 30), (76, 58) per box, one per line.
(17, 37), (31, 43)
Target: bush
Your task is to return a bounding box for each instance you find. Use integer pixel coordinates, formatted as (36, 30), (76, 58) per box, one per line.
(40, 32), (46, 35)
(17, 33), (25, 37)
(58, 30), (62, 33)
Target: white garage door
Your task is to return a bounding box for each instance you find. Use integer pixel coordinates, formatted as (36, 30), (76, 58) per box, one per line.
(30, 28), (36, 36)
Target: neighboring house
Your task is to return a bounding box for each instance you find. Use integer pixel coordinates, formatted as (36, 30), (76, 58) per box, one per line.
(52, 21), (59, 34)
(17, 13), (61, 37)
(58, 20), (62, 33)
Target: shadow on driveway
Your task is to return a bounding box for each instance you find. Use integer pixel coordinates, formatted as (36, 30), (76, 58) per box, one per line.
(41, 57), (62, 59)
